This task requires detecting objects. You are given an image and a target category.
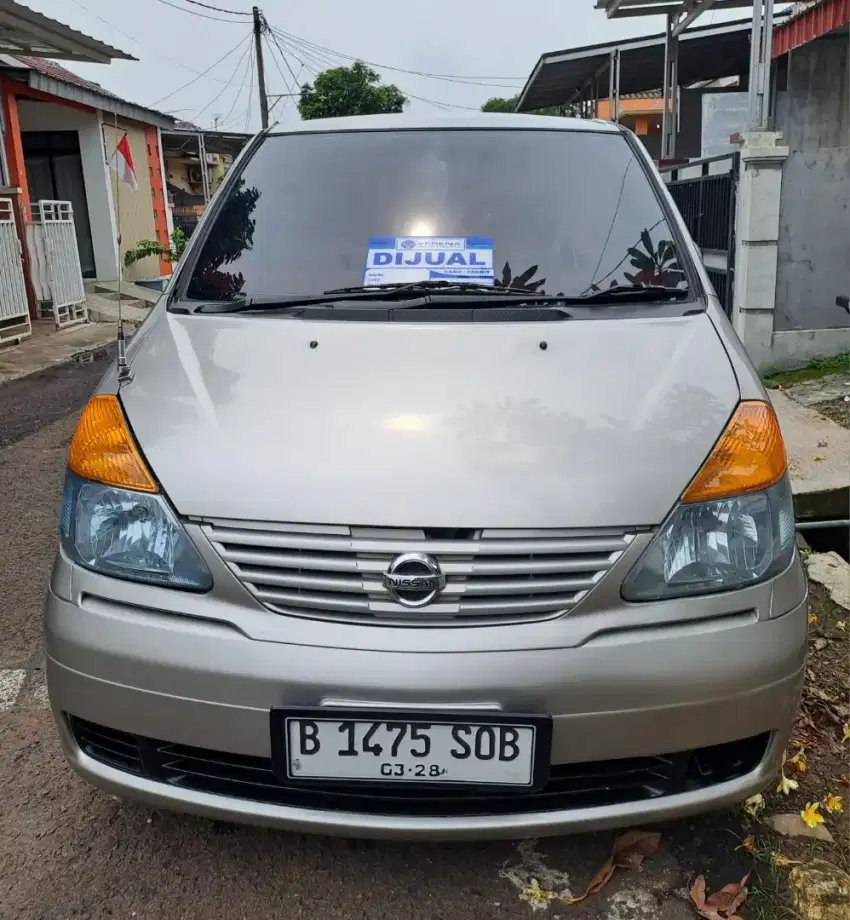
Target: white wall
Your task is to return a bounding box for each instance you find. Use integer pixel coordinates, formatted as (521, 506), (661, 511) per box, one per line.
(17, 99), (118, 280)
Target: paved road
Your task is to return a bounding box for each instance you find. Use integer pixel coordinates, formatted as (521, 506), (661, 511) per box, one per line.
(0, 355), (745, 920)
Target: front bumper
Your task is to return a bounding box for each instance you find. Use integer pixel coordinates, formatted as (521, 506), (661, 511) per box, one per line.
(45, 564), (807, 839)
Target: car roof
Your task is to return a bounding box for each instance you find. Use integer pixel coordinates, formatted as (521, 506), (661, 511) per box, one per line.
(267, 112), (621, 136)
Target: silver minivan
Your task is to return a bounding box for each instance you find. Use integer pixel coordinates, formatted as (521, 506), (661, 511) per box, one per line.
(45, 114), (807, 839)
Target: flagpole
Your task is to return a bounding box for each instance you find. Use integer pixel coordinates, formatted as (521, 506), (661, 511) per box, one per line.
(112, 114), (130, 383)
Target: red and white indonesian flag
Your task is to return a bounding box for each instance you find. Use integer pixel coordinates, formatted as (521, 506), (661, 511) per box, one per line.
(108, 134), (138, 192)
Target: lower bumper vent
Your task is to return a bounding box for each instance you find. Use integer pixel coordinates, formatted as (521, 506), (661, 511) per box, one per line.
(70, 717), (769, 818)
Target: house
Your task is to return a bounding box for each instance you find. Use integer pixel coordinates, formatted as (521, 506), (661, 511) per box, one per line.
(0, 55), (176, 286)
(161, 125), (250, 240)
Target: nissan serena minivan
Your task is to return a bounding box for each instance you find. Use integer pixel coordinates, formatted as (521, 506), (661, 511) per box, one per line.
(45, 114), (807, 839)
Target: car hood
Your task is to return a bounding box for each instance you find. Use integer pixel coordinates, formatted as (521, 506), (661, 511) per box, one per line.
(120, 309), (739, 528)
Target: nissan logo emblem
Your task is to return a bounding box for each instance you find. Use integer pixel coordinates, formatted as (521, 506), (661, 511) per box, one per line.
(383, 552), (446, 608)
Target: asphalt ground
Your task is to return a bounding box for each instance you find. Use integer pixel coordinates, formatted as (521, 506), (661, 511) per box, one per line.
(0, 353), (750, 920)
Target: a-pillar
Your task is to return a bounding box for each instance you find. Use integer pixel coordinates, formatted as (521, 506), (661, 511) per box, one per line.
(731, 131), (789, 370)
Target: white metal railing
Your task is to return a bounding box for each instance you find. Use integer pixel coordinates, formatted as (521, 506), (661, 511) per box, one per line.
(0, 197), (32, 345)
(26, 201), (87, 328)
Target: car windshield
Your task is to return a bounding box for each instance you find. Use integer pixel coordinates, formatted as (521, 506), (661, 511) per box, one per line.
(184, 128), (689, 303)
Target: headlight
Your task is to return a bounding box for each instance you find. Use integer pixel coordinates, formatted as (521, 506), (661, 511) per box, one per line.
(59, 471), (212, 591)
(622, 475), (796, 601)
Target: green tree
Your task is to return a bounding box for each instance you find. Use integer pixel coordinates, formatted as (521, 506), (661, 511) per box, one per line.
(298, 61), (407, 120)
(481, 94), (575, 117)
(481, 95), (520, 113)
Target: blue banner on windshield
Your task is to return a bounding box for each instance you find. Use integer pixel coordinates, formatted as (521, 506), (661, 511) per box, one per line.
(364, 236), (494, 286)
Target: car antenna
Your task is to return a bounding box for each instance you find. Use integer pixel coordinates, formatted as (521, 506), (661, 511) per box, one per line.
(109, 114), (132, 385)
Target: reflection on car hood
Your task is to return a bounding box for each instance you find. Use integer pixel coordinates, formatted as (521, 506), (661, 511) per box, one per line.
(120, 310), (739, 528)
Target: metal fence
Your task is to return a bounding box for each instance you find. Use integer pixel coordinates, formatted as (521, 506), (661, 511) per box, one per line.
(26, 201), (87, 328)
(659, 153), (739, 317)
(0, 197), (31, 345)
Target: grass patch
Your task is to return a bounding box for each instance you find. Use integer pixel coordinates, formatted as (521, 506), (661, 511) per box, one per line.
(763, 353), (849, 389)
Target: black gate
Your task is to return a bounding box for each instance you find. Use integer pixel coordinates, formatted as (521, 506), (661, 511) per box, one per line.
(659, 153), (739, 317)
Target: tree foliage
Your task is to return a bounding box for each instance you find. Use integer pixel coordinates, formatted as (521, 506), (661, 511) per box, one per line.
(481, 94), (574, 117)
(298, 61), (407, 120)
(124, 228), (186, 268)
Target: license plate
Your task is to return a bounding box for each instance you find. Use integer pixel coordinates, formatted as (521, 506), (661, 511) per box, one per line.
(271, 709), (551, 788)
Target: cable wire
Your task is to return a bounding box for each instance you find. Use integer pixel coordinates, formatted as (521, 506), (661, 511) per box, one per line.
(149, 32), (252, 107)
(270, 27), (526, 86)
(244, 44), (255, 132)
(156, 0), (245, 23)
(265, 22), (302, 90)
(192, 37), (253, 125)
(273, 35), (484, 113)
(177, 0), (251, 14)
(217, 39), (254, 127)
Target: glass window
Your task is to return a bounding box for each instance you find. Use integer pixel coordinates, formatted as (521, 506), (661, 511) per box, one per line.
(185, 128), (687, 302)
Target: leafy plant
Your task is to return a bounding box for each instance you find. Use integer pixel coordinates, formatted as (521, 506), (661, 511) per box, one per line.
(298, 61), (407, 120)
(124, 228), (186, 268)
(494, 261), (547, 292)
(185, 177), (261, 299)
(623, 231), (684, 288)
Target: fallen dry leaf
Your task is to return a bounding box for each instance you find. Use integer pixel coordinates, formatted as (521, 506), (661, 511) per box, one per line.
(765, 813), (834, 842)
(689, 873), (749, 920)
(813, 636), (829, 651)
(560, 830), (660, 905)
(813, 454), (825, 462)
(817, 439), (828, 448)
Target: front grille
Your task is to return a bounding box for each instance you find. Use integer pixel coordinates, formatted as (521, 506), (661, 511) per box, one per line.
(70, 717), (769, 818)
(201, 521), (635, 625)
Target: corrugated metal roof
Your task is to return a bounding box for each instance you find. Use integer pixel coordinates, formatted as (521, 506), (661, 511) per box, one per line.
(15, 55), (120, 97)
(6, 55), (176, 128)
(773, 0), (849, 55)
(0, 0), (134, 63)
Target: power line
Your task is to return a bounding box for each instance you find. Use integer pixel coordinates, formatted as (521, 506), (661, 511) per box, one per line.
(178, 0), (251, 14)
(265, 23), (301, 90)
(262, 35), (296, 115)
(155, 0), (245, 23)
(149, 31), (252, 107)
(67, 0), (252, 88)
(217, 40), (255, 127)
(244, 43), (255, 132)
(192, 37), (253, 125)
(271, 33), (484, 113)
(269, 27), (526, 86)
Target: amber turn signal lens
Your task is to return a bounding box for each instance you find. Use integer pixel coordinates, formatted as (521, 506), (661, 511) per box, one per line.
(68, 395), (157, 493)
(681, 401), (787, 504)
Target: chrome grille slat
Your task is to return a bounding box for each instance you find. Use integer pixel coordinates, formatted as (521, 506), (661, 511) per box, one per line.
(209, 527), (629, 557)
(203, 522), (633, 626)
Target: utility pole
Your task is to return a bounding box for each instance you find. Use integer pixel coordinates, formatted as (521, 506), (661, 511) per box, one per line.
(252, 6), (269, 129)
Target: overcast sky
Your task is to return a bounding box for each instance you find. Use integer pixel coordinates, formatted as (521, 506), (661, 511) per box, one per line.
(27, 0), (755, 131)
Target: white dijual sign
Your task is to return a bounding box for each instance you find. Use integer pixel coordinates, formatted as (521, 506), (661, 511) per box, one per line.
(364, 236), (494, 286)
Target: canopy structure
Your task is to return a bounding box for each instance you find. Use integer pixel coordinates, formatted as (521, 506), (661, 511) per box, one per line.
(519, 0), (783, 158)
(0, 0), (134, 63)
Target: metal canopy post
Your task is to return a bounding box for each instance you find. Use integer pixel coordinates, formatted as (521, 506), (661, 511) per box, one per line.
(660, 13), (679, 159)
(608, 48), (621, 122)
(198, 132), (211, 205)
(747, 0), (774, 128)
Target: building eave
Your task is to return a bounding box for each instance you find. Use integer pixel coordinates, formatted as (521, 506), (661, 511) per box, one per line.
(19, 69), (175, 127)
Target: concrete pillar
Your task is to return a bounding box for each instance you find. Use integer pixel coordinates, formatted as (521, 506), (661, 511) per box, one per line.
(731, 131), (789, 370)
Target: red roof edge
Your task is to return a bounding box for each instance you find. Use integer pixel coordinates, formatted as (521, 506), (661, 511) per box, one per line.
(772, 0), (850, 57)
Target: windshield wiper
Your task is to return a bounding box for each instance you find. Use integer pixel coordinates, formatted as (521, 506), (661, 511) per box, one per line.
(191, 286), (564, 314)
(576, 285), (691, 304)
(190, 283), (690, 315)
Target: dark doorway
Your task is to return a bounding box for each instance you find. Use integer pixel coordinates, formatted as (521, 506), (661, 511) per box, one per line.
(22, 130), (96, 278)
